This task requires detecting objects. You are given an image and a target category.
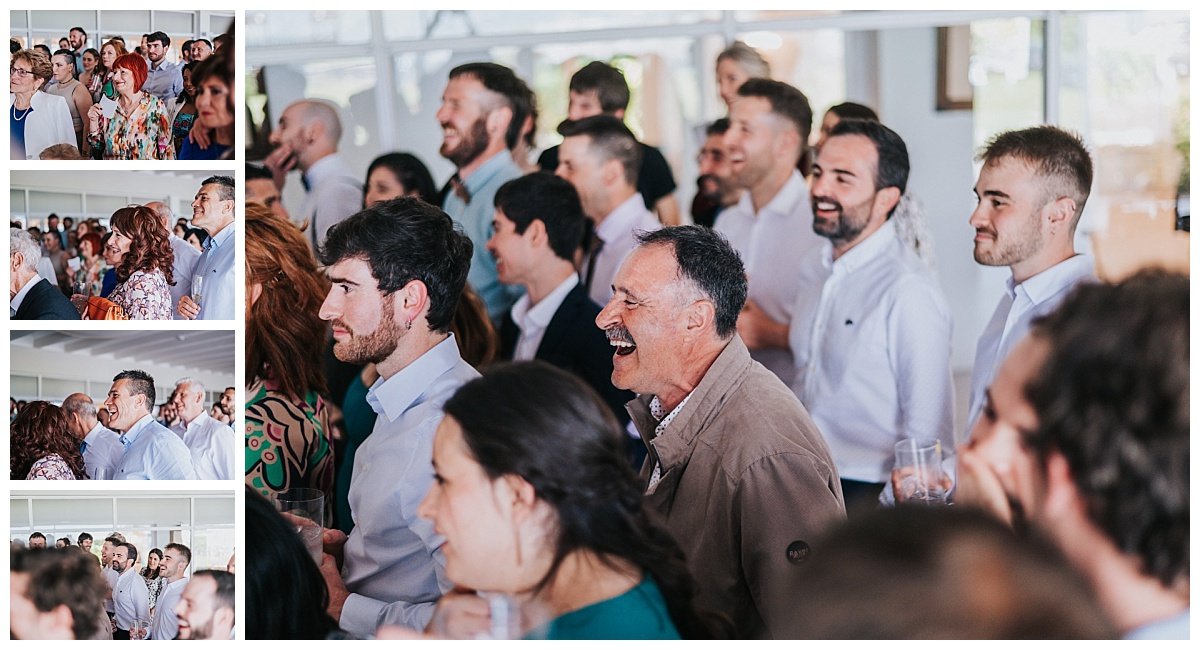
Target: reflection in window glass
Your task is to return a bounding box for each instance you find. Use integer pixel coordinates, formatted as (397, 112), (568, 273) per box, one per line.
(970, 17), (1045, 149)
(382, 10), (721, 41)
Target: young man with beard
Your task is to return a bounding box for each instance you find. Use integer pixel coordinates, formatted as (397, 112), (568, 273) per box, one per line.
(690, 118), (740, 228)
(315, 198), (478, 637)
(437, 62), (527, 323)
(786, 119), (953, 509)
(174, 570), (234, 640)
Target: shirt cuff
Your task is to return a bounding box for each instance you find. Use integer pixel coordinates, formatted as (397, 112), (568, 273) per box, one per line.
(339, 593), (384, 638)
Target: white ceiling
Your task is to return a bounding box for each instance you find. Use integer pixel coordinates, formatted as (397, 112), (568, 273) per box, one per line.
(10, 330), (235, 376)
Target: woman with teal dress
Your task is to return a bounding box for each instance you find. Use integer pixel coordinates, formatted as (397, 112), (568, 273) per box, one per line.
(413, 362), (722, 640)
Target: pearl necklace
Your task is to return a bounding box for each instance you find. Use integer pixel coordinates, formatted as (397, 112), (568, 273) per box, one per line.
(11, 104), (32, 121)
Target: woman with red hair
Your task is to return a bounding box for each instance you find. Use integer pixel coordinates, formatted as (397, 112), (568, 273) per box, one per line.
(10, 401), (85, 480)
(103, 205), (175, 319)
(73, 231), (106, 296)
(85, 53), (175, 159)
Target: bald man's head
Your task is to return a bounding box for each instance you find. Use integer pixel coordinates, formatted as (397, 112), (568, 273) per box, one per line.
(269, 99), (343, 171)
(144, 201), (172, 232)
(61, 393), (99, 438)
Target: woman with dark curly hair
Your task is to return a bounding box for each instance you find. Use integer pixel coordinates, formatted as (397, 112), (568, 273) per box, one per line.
(141, 548), (168, 610)
(244, 202), (334, 521)
(104, 205), (175, 319)
(10, 401), (85, 480)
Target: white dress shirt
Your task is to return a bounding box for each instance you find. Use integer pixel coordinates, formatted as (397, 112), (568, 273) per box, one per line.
(150, 576), (188, 640)
(113, 567), (150, 630)
(586, 193), (661, 307)
(10, 274), (40, 316)
(181, 411), (235, 480)
(340, 334), (480, 636)
(965, 254), (1095, 435)
(298, 153), (363, 249)
(715, 170), (824, 384)
(81, 421), (125, 480)
(788, 219), (954, 483)
(103, 566), (119, 614)
(115, 414), (198, 480)
(509, 274), (578, 361)
(192, 224), (235, 320)
(168, 234), (202, 320)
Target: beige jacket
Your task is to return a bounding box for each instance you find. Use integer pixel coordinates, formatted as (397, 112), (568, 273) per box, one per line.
(630, 335), (845, 639)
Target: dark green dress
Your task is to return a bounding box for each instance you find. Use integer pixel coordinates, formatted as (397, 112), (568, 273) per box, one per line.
(531, 579), (680, 640)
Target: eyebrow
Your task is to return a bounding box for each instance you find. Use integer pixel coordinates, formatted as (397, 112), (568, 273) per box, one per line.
(980, 189), (1012, 199)
(614, 286), (643, 302)
(325, 274), (359, 287)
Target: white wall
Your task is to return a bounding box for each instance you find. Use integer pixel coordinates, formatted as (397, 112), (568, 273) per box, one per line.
(9, 346), (233, 403)
(10, 170), (222, 221)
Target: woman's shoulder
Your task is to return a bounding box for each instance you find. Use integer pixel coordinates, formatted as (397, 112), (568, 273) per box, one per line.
(27, 454), (76, 480)
(540, 579), (680, 640)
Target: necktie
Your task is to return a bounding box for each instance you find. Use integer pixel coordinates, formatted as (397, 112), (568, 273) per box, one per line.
(449, 173), (471, 204)
(584, 232), (605, 295)
(80, 441), (89, 454)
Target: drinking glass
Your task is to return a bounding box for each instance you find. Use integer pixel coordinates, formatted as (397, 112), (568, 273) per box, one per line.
(277, 488), (324, 563)
(893, 438), (948, 505)
(129, 618), (150, 640)
(191, 275), (204, 307)
(91, 466), (112, 480)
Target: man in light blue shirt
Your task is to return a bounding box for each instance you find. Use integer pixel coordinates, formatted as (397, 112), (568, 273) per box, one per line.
(178, 176), (235, 321)
(103, 370), (197, 480)
(62, 392), (124, 480)
(316, 197), (479, 637)
(438, 62), (528, 322)
(140, 31), (182, 105)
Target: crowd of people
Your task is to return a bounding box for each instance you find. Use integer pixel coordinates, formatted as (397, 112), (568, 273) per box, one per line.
(11, 532), (235, 640)
(9, 175), (236, 320)
(10, 371), (236, 481)
(9, 24), (234, 160)
(242, 40), (1188, 640)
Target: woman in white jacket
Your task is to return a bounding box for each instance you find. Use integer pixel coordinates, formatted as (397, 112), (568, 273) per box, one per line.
(10, 49), (76, 160)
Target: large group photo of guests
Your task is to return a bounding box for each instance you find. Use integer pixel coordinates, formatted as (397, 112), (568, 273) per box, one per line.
(241, 16), (1188, 641)
(9, 12), (234, 160)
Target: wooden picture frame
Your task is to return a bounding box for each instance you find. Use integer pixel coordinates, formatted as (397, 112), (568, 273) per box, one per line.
(937, 25), (973, 111)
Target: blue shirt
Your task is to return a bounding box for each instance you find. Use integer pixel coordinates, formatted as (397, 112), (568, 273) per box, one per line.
(178, 138), (230, 160)
(193, 223), (235, 320)
(116, 413), (198, 480)
(142, 59), (182, 105)
(441, 152), (525, 322)
(339, 334), (480, 636)
(11, 103), (29, 160)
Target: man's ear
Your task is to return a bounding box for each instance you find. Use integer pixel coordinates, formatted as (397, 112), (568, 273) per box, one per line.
(1044, 196), (1077, 233)
(396, 280), (431, 325)
(684, 296), (716, 338)
(874, 186), (901, 219)
(487, 105), (514, 142)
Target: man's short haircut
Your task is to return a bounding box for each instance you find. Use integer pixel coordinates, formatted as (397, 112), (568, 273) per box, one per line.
(829, 101), (879, 122)
(194, 38), (212, 50)
(70, 27), (87, 39)
(736, 78), (814, 141)
(118, 542), (138, 563)
(289, 100), (343, 146)
(29, 532), (46, 542)
(827, 119), (911, 205)
(505, 74), (537, 151)
(977, 125), (1093, 227)
(634, 226), (747, 339)
(175, 376), (206, 397)
(146, 31), (170, 47)
(494, 173), (586, 262)
(61, 394), (98, 420)
(245, 164), (273, 183)
(165, 542), (192, 567)
(195, 570), (235, 612)
(11, 547), (108, 640)
(569, 61), (630, 114)
(1026, 270), (1189, 591)
(448, 63), (525, 146)
(113, 370), (156, 410)
(705, 117), (730, 137)
(717, 41), (771, 79)
(103, 536), (122, 547)
(318, 198), (473, 334)
(557, 115), (642, 187)
(77, 532), (93, 545)
(10, 228), (41, 271)
(201, 175), (235, 202)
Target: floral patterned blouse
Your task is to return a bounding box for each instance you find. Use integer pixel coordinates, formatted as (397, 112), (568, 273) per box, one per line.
(109, 269), (173, 320)
(246, 379), (334, 525)
(87, 91), (175, 160)
(144, 574), (168, 610)
(26, 454), (77, 480)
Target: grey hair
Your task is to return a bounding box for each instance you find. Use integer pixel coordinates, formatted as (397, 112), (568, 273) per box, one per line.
(61, 394), (98, 420)
(10, 228), (41, 271)
(175, 377), (207, 397)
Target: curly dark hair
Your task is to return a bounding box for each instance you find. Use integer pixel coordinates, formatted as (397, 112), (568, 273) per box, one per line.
(443, 362), (726, 639)
(1025, 270), (1189, 590)
(109, 205), (175, 286)
(10, 401), (86, 480)
(246, 202), (329, 401)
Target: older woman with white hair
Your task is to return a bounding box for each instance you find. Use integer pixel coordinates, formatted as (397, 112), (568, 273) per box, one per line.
(10, 48), (76, 160)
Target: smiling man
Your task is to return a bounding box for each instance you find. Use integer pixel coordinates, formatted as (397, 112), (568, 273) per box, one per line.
(139, 31), (181, 104)
(174, 570), (234, 640)
(786, 119), (953, 509)
(316, 197), (478, 637)
(150, 543), (190, 640)
(105, 369), (196, 480)
(177, 175), (235, 320)
(596, 225), (843, 639)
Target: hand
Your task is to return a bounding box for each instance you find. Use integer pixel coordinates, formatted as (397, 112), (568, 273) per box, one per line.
(954, 447), (1014, 526)
(322, 527), (348, 569)
(319, 553), (349, 623)
(87, 103), (103, 130)
(891, 466), (954, 504)
(737, 299), (788, 350)
(376, 625), (432, 640)
(426, 592), (492, 639)
(70, 294), (89, 317)
(177, 295), (199, 319)
(188, 122), (211, 149)
(264, 144), (297, 191)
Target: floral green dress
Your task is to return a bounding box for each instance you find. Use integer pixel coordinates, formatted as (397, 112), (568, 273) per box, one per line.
(87, 91), (175, 160)
(245, 379), (334, 525)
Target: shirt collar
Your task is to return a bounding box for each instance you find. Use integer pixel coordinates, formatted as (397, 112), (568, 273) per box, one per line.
(118, 413), (156, 446)
(365, 334), (463, 422)
(84, 421), (113, 444)
(10, 274), (40, 312)
(186, 410), (214, 431)
(511, 274), (578, 333)
(830, 218), (898, 274)
(1006, 254), (1095, 305)
(205, 222), (235, 252)
(460, 151), (517, 193)
(596, 193), (650, 241)
(303, 153), (353, 188)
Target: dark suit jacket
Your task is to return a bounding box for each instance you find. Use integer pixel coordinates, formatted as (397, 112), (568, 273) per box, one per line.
(13, 278), (80, 320)
(501, 281), (633, 424)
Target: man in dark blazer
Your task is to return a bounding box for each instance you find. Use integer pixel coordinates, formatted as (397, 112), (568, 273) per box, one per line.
(10, 228), (80, 320)
(488, 173), (635, 430)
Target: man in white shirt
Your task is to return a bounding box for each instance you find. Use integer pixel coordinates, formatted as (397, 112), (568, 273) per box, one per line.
(265, 99), (362, 248)
(787, 119), (954, 508)
(103, 370), (198, 480)
(963, 125), (1097, 436)
(145, 201), (201, 320)
(61, 392), (124, 480)
(178, 176), (236, 321)
(151, 543), (191, 640)
(488, 172), (634, 427)
(100, 536), (121, 627)
(555, 114), (661, 307)
(111, 542), (150, 639)
(316, 197), (479, 636)
(172, 377), (234, 480)
(174, 570), (235, 640)
(717, 78), (825, 384)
